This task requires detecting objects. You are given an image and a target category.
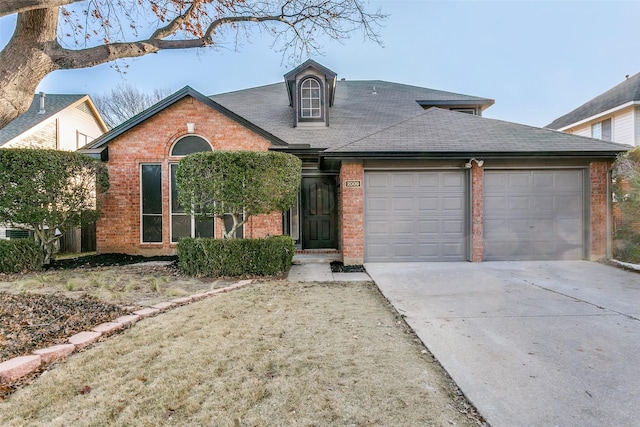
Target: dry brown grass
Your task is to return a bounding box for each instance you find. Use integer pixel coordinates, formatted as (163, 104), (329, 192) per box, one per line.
(0, 265), (235, 306)
(0, 280), (482, 426)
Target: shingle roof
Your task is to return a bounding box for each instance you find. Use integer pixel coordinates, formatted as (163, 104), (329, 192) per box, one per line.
(322, 107), (630, 157)
(83, 86), (288, 152)
(211, 80), (494, 150)
(546, 72), (640, 130)
(0, 94), (86, 146)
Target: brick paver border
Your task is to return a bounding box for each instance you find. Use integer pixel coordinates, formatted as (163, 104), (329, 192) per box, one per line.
(0, 279), (253, 385)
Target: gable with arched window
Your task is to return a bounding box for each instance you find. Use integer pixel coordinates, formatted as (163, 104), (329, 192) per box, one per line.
(299, 77), (323, 120)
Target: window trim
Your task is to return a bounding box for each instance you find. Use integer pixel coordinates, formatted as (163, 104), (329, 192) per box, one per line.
(298, 77), (324, 122)
(591, 118), (612, 141)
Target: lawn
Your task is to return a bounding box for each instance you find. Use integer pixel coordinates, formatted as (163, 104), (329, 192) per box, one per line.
(0, 263), (484, 426)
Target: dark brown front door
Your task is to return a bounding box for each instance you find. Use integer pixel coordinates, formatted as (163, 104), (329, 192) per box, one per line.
(301, 176), (338, 249)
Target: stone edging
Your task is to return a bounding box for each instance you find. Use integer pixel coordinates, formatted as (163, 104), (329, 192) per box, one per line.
(610, 259), (640, 272)
(0, 279), (253, 385)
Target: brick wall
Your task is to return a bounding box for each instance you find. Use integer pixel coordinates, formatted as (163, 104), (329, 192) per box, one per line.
(96, 96), (281, 256)
(590, 161), (613, 260)
(471, 164), (484, 262)
(339, 161), (364, 265)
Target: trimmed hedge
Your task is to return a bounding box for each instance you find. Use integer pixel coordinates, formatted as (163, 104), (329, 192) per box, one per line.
(0, 239), (43, 273)
(177, 236), (295, 277)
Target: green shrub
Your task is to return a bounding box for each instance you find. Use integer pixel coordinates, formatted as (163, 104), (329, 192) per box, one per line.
(0, 239), (43, 273)
(177, 236), (295, 277)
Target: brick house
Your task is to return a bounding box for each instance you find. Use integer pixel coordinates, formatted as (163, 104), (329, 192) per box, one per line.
(81, 60), (629, 263)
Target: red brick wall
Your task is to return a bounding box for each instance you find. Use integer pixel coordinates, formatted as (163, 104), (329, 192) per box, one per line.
(340, 161), (364, 265)
(471, 164), (484, 262)
(590, 161), (613, 260)
(96, 96), (281, 256)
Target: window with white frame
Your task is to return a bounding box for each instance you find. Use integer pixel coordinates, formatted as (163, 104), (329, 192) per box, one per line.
(300, 77), (322, 119)
(591, 118), (612, 141)
(76, 131), (94, 149)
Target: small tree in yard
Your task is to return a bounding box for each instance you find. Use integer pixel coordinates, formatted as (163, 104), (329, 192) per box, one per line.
(0, 149), (109, 264)
(176, 151), (301, 238)
(613, 147), (640, 263)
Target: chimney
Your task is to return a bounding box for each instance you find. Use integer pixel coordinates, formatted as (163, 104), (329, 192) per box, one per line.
(38, 92), (46, 114)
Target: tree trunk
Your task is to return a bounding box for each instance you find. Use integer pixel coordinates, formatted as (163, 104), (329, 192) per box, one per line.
(0, 8), (60, 128)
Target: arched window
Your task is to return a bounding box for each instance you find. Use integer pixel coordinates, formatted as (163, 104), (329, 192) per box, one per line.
(169, 135), (214, 242)
(170, 135), (212, 156)
(300, 78), (322, 119)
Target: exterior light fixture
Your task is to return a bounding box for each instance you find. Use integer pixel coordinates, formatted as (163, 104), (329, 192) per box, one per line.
(464, 158), (484, 168)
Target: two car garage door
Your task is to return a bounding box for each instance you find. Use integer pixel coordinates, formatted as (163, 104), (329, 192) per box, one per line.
(364, 170), (585, 262)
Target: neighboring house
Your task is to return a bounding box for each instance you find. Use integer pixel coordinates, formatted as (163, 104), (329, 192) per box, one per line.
(546, 72), (640, 146)
(0, 92), (108, 249)
(80, 60), (629, 264)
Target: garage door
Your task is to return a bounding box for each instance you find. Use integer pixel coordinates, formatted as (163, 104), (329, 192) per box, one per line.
(365, 171), (467, 262)
(484, 170), (585, 261)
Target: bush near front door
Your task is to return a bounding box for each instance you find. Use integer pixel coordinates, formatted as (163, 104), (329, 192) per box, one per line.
(177, 236), (295, 277)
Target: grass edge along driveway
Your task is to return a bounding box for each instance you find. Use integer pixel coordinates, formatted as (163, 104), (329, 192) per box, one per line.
(0, 280), (484, 427)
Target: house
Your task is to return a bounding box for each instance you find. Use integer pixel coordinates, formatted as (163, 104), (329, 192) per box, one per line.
(80, 60), (629, 263)
(0, 92), (108, 249)
(546, 72), (640, 146)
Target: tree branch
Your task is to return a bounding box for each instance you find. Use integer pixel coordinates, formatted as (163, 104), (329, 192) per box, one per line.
(0, 0), (82, 18)
(49, 13), (294, 69)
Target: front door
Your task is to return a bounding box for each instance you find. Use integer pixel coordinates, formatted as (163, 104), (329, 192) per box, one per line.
(301, 176), (338, 249)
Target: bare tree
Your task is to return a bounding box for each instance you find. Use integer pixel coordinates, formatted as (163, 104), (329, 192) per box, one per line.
(0, 1), (385, 129)
(93, 84), (170, 128)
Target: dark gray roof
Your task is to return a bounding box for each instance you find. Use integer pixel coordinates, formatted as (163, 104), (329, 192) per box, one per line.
(211, 80), (494, 150)
(0, 94), (86, 146)
(321, 107), (630, 159)
(83, 86), (288, 153)
(546, 72), (640, 129)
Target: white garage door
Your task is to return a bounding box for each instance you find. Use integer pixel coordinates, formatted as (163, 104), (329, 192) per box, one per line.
(484, 170), (585, 261)
(364, 171), (467, 262)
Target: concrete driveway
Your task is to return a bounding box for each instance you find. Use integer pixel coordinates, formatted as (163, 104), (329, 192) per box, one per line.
(366, 261), (640, 427)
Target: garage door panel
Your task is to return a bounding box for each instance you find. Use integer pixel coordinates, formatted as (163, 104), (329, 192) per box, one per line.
(418, 197), (439, 210)
(418, 220), (439, 235)
(443, 196), (464, 211)
(509, 196), (530, 211)
(366, 197), (388, 212)
(393, 197), (414, 211)
(365, 171), (466, 262)
(443, 173), (464, 187)
(443, 220), (464, 234)
(393, 174), (414, 188)
(484, 169), (584, 261)
(393, 220), (414, 235)
(418, 174), (438, 187)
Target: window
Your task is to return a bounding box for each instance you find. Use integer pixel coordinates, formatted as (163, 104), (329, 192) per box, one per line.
(223, 214), (244, 239)
(171, 135), (212, 156)
(77, 131), (94, 149)
(170, 164), (214, 242)
(141, 164), (163, 243)
(450, 108), (478, 115)
(591, 118), (612, 141)
(300, 78), (322, 119)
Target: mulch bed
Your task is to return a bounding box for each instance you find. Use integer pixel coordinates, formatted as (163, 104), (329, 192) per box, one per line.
(1, 254), (176, 365)
(0, 293), (126, 363)
(330, 260), (366, 273)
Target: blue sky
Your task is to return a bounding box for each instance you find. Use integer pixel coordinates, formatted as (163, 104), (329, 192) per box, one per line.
(2, 1), (640, 127)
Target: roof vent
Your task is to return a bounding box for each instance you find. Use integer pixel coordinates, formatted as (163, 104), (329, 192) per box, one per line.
(38, 92), (46, 114)
(372, 86), (377, 95)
